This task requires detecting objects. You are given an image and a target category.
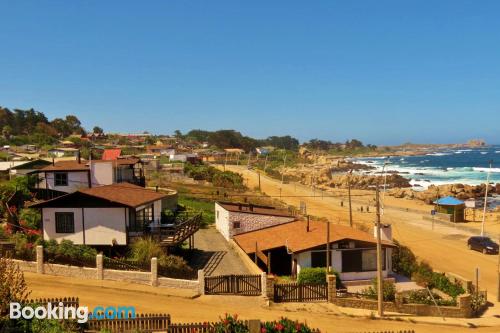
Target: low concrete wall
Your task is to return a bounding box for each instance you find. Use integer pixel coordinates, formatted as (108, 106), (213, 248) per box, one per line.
(228, 239), (263, 275)
(44, 263), (97, 280)
(331, 294), (472, 318)
(13, 246), (200, 292)
(104, 269), (151, 285)
(158, 277), (199, 290)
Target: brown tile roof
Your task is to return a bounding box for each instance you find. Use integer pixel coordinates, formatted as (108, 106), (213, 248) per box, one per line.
(31, 183), (168, 208)
(234, 220), (395, 254)
(41, 160), (88, 172)
(40, 158), (140, 171)
(217, 201), (294, 218)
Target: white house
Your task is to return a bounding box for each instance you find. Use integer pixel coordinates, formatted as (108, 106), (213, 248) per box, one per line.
(30, 183), (175, 246)
(48, 147), (79, 158)
(215, 202), (296, 241)
(36, 158), (145, 194)
(233, 220), (395, 282)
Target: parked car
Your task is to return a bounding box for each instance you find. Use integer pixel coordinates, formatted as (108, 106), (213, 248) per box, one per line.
(467, 236), (499, 254)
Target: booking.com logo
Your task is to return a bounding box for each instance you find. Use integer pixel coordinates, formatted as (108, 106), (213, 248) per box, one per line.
(10, 302), (136, 323)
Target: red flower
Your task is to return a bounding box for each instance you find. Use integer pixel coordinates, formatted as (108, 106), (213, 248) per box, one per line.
(26, 243), (34, 249)
(19, 220), (26, 226)
(223, 319), (229, 325)
(275, 323), (284, 331)
(261, 328), (267, 333)
(27, 229), (41, 236)
(296, 323), (302, 330)
(9, 206), (17, 214)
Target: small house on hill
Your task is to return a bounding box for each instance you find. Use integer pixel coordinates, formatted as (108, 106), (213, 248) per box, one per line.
(30, 183), (177, 246)
(434, 196), (465, 222)
(233, 220), (395, 282)
(215, 202), (296, 241)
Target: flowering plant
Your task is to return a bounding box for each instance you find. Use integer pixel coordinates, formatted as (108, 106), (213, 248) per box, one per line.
(261, 318), (317, 333)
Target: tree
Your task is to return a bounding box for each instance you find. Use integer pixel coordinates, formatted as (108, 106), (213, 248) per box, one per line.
(174, 130), (183, 138)
(0, 258), (30, 316)
(2, 125), (12, 140)
(92, 126), (104, 134)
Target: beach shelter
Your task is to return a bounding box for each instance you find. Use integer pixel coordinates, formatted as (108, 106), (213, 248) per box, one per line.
(433, 196), (465, 222)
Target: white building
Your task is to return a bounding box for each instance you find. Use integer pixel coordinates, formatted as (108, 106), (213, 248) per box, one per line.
(215, 202), (296, 241)
(233, 220), (395, 282)
(31, 183), (174, 246)
(36, 158), (145, 194)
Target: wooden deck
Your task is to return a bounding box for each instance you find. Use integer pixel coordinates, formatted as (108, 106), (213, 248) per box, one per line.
(152, 214), (203, 248)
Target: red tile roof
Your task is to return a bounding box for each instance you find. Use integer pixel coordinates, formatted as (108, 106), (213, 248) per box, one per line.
(234, 220), (395, 254)
(102, 149), (121, 160)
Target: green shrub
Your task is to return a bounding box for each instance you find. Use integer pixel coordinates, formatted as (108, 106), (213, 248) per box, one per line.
(406, 290), (457, 306)
(129, 237), (164, 263)
(391, 240), (417, 277)
(18, 208), (41, 230)
(297, 267), (342, 288)
(362, 278), (396, 302)
(157, 254), (194, 278)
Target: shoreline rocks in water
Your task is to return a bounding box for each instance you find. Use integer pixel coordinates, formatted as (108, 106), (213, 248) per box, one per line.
(389, 183), (500, 204)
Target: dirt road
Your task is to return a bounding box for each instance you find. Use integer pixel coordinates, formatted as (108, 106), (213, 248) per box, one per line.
(223, 166), (500, 313)
(24, 273), (500, 333)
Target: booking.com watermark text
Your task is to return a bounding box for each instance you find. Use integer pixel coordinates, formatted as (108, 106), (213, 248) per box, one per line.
(10, 302), (136, 323)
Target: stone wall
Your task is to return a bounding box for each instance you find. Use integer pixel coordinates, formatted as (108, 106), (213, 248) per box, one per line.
(228, 211), (295, 238)
(331, 294), (472, 318)
(13, 246), (200, 292)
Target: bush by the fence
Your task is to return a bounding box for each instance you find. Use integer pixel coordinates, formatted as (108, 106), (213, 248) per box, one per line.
(392, 241), (465, 298)
(405, 290), (457, 306)
(297, 267), (341, 288)
(362, 278), (396, 302)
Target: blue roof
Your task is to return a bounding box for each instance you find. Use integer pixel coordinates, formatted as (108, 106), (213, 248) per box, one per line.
(434, 196), (465, 206)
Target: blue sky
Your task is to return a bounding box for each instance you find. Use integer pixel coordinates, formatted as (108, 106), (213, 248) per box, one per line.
(1, 1), (499, 145)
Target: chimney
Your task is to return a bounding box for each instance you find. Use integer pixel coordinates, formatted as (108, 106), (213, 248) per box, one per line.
(52, 157), (55, 166)
(306, 215), (310, 232)
(374, 223), (392, 241)
(155, 186), (159, 192)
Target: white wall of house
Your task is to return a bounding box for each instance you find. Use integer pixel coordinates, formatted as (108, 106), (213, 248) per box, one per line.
(90, 162), (113, 186)
(42, 207), (128, 246)
(39, 171), (89, 193)
(215, 203), (295, 241)
(215, 203), (230, 240)
(294, 248), (392, 281)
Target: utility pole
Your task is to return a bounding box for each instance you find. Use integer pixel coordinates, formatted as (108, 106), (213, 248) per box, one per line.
(375, 186), (384, 317)
(264, 154), (268, 172)
(326, 221), (331, 273)
(497, 233), (500, 302)
(348, 170), (353, 228)
(481, 160), (493, 236)
(258, 172), (261, 192)
(281, 154), (287, 184)
(223, 152), (228, 171)
(247, 152), (252, 169)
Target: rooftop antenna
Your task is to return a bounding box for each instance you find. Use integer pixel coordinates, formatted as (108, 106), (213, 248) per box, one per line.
(481, 160), (493, 236)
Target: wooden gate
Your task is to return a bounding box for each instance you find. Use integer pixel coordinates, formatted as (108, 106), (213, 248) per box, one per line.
(204, 274), (261, 296)
(274, 283), (327, 302)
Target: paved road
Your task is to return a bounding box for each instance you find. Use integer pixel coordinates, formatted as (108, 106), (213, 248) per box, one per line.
(192, 226), (251, 276)
(224, 165), (500, 321)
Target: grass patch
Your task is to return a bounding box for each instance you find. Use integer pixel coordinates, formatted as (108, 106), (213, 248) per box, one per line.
(178, 195), (215, 226)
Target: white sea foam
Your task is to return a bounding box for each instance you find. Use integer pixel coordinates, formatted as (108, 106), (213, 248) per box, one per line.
(473, 167), (500, 173)
(426, 152), (452, 156)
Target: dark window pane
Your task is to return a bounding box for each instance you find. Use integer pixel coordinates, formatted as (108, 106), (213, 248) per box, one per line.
(311, 251), (327, 268)
(55, 212), (75, 233)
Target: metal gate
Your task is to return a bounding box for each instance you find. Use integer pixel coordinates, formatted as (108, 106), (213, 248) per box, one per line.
(204, 274), (261, 296)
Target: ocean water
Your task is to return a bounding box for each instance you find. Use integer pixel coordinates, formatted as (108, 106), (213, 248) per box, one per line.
(353, 145), (500, 190)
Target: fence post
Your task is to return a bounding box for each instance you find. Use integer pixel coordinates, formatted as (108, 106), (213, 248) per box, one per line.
(248, 319), (261, 333)
(261, 272), (267, 297)
(151, 257), (158, 287)
(36, 245), (44, 274)
(327, 274), (336, 302)
(266, 275), (275, 300)
(198, 269), (205, 295)
(96, 254), (103, 280)
(458, 294), (472, 317)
